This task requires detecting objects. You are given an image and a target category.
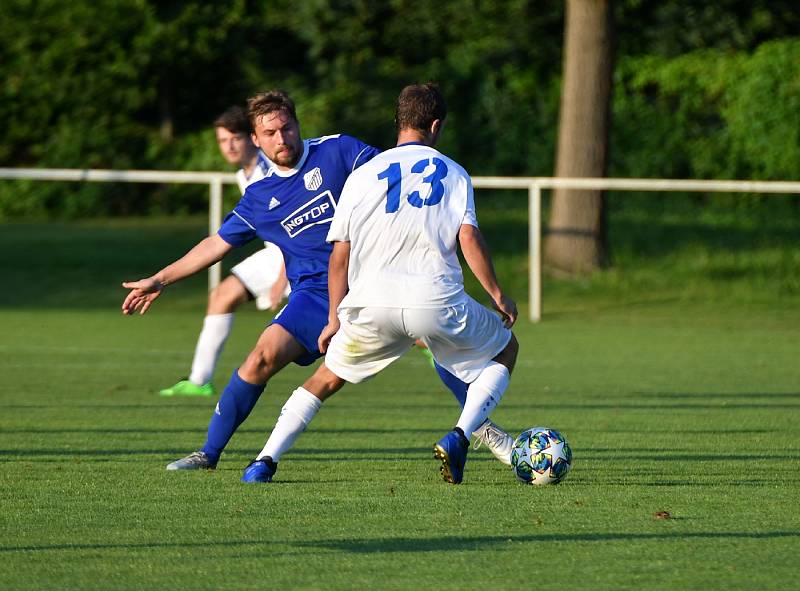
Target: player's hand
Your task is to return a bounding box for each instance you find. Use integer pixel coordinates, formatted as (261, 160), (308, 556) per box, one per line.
(121, 278), (164, 316)
(492, 294), (518, 328)
(317, 318), (341, 354)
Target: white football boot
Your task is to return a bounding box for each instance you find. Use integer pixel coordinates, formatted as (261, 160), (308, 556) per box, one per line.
(472, 420), (514, 466)
(166, 450), (217, 470)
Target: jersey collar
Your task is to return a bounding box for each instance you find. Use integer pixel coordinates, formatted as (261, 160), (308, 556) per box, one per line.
(266, 140), (309, 178)
(396, 141), (427, 148)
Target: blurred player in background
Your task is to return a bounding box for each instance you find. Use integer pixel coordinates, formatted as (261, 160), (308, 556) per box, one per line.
(159, 105), (289, 398)
(241, 83), (518, 485)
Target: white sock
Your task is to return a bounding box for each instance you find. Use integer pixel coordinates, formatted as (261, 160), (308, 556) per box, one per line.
(189, 313), (234, 385)
(456, 362), (510, 437)
(257, 387), (322, 462)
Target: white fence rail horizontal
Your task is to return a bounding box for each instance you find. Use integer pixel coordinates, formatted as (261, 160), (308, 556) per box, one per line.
(2, 167), (799, 322)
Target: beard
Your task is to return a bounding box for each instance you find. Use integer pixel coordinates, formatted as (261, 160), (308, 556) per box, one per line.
(271, 145), (299, 168)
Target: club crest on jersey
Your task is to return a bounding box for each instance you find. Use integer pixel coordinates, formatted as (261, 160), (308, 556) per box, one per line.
(281, 190), (336, 237)
(303, 167), (323, 191)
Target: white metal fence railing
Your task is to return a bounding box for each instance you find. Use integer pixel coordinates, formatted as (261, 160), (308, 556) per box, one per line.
(0, 168), (237, 290)
(2, 168), (799, 322)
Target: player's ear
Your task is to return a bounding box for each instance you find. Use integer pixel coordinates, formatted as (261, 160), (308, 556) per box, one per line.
(430, 119), (445, 144)
(251, 132), (259, 148)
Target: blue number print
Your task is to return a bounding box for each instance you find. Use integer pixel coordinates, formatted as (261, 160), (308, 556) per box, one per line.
(377, 162), (402, 213)
(377, 157), (449, 212)
(407, 157), (448, 208)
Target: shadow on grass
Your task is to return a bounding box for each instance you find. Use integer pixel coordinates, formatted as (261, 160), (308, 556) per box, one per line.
(0, 447), (434, 459)
(396, 401), (800, 410)
(304, 530), (800, 553)
(580, 451), (800, 462)
(640, 392), (800, 399)
(0, 427), (445, 435)
(8, 400), (800, 412)
(2, 530), (799, 554)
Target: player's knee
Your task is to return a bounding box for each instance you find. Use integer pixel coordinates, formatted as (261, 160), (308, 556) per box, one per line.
(319, 367), (346, 394)
(241, 344), (280, 382)
(494, 333), (519, 374)
(208, 277), (247, 314)
(303, 364), (345, 401)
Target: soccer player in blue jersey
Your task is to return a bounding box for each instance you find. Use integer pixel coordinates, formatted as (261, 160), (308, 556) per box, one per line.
(122, 90), (379, 469)
(122, 90), (513, 471)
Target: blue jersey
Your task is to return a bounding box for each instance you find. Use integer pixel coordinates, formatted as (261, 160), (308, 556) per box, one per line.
(218, 134), (380, 292)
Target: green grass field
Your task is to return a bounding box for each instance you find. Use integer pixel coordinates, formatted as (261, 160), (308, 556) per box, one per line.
(1, 203), (799, 589)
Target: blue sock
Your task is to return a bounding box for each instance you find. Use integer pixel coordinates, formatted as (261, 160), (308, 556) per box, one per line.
(201, 369), (265, 462)
(434, 361), (468, 408)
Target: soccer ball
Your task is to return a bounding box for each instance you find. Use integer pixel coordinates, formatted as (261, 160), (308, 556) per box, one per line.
(510, 427), (573, 485)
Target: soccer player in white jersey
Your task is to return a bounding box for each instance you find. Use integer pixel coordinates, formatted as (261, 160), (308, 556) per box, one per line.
(159, 106), (290, 398)
(242, 83), (518, 485)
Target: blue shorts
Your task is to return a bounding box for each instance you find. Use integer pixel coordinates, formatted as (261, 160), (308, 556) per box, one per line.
(270, 288), (329, 366)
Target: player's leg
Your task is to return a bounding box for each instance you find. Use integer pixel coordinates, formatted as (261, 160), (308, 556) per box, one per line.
(188, 246), (284, 390)
(434, 335), (517, 484)
(167, 289), (328, 470)
(242, 306), (413, 482)
(241, 364), (346, 483)
(166, 323), (305, 470)
(236, 245), (289, 311)
(455, 334), (518, 438)
(416, 300), (517, 483)
(200, 323), (305, 459)
(432, 360), (514, 466)
(159, 274), (248, 397)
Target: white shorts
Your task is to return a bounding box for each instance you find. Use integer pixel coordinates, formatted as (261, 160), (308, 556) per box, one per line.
(230, 244), (291, 310)
(325, 295), (512, 384)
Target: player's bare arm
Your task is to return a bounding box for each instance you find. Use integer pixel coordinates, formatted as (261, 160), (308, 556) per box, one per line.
(458, 223), (517, 328)
(121, 234), (233, 316)
(317, 240), (350, 353)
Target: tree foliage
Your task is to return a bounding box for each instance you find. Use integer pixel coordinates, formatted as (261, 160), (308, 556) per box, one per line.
(0, 0), (798, 218)
(613, 38), (800, 180)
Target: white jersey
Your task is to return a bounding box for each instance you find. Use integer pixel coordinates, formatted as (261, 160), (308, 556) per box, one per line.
(235, 151), (278, 253)
(235, 151), (270, 194)
(327, 142), (477, 309)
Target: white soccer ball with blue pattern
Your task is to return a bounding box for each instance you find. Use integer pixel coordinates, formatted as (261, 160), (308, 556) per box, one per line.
(511, 427), (573, 485)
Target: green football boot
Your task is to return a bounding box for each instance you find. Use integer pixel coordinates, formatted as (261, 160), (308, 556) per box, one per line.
(159, 380), (216, 397)
(418, 346), (436, 368)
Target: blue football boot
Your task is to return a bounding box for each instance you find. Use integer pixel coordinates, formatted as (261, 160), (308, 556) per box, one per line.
(433, 429), (470, 484)
(241, 457), (277, 483)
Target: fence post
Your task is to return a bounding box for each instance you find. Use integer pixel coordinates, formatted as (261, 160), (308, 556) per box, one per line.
(208, 176), (223, 291)
(529, 182), (542, 322)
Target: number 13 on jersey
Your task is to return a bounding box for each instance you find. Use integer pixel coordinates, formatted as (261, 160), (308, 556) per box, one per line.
(377, 157), (449, 213)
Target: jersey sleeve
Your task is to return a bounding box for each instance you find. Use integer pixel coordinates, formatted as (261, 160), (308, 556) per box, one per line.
(340, 135), (381, 172)
(461, 177), (478, 228)
(326, 173), (359, 243)
(218, 190), (258, 247)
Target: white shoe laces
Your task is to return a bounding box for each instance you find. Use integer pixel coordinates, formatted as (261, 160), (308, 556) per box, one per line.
(474, 423), (507, 450)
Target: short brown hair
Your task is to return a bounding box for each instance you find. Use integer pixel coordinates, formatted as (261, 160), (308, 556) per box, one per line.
(248, 90), (298, 126)
(214, 105), (252, 135)
(395, 83), (447, 133)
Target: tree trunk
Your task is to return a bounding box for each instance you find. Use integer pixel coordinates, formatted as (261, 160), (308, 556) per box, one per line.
(545, 0), (614, 274)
